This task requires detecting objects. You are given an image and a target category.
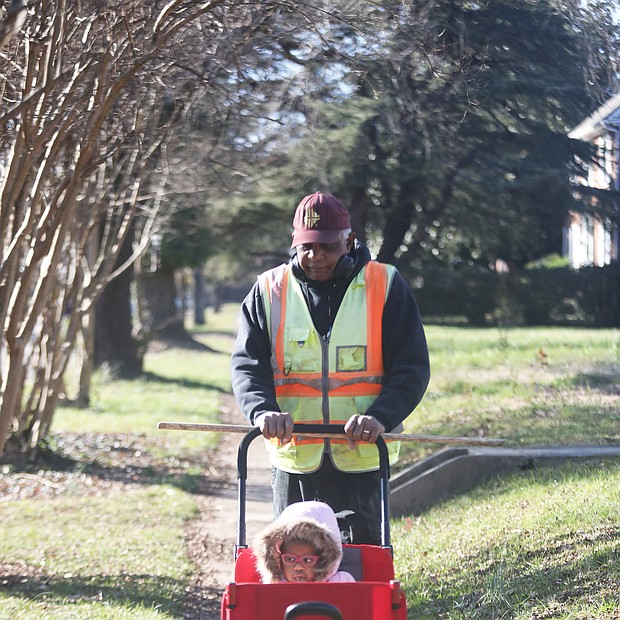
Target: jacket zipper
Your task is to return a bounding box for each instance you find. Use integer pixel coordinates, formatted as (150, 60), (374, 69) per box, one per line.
(321, 329), (331, 458)
(321, 329), (331, 423)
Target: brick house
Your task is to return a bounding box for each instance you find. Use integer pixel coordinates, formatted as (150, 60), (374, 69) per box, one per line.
(565, 92), (620, 267)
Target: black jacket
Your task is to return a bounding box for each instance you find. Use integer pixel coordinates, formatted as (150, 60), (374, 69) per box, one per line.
(230, 241), (430, 432)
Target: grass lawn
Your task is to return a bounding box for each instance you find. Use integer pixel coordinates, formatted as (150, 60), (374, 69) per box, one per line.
(395, 460), (620, 619)
(1, 487), (197, 619)
(1, 304), (619, 618)
(398, 325), (619, 468)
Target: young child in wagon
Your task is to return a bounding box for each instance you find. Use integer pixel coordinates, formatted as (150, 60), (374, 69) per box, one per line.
(253, 501), (356, 584)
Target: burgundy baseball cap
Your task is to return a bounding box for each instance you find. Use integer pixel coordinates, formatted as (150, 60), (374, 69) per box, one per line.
(291, 192), (351, 248)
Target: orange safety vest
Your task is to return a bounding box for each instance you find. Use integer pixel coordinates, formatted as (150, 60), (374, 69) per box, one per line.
(258, 261), (400, 473)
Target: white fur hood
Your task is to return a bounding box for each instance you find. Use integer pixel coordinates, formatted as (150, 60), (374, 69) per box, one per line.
(253, 501), (343, 583)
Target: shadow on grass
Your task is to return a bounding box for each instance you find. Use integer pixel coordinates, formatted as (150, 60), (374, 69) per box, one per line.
(463, 461), (620, 504)
(0, 569), (222, 617)
(1, 436), (235, 498)
(405, 526), (620, 618)
(190, 327), (238, 339)
(150, 329), (223, 353)
(140, 370), (228, 393)
(569, 368), (620, 393)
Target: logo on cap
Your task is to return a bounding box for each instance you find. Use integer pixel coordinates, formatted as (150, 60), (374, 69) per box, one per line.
(303, 207), (321, 229)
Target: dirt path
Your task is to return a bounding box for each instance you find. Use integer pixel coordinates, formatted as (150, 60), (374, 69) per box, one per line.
(182, 397), (274, 619)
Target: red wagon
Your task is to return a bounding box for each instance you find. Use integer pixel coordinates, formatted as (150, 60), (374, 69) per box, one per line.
(220, 423), (408, 620)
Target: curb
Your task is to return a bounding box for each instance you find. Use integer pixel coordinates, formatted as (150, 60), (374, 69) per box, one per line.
(389, 445), (620, 518)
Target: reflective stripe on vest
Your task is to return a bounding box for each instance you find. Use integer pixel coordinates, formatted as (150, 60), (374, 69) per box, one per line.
(258, 261), (400, 473)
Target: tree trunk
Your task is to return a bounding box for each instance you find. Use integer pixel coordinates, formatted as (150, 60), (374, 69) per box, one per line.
(77, 307), (95, 407)
(94, 230), (143, 379)
(193, 267), (206, 325)
(136, 266), (185, 338)
(0, 342), (26, 455)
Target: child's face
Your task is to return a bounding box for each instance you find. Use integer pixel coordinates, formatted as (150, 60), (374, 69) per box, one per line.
(279, 541), (319, 582)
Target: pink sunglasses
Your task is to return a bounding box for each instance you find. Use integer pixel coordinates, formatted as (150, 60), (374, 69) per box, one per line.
(276, 544), (319, 567)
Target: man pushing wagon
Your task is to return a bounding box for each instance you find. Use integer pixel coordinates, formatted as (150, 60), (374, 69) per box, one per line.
(230, 191), (430, 545)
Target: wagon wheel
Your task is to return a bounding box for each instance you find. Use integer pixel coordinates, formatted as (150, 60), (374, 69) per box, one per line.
(284, 601), (343, 620)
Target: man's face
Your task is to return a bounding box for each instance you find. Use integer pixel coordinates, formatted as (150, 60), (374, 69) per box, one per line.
(295, 233), (352, 282)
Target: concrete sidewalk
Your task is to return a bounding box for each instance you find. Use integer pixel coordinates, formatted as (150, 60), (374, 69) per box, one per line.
(390, 444), (620, 518)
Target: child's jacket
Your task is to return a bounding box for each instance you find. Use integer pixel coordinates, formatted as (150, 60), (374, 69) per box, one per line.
(253, 501), (355, 584)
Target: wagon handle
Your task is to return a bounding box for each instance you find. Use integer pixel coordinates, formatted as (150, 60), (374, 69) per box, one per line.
(236, 423), (392, 554)
(284, 601), (343, 620)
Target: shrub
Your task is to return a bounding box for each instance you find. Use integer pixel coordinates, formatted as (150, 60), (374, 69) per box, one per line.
(408, 262), (620, 327)
(576, 263), (620, 327)
(411, 265), (498, 326)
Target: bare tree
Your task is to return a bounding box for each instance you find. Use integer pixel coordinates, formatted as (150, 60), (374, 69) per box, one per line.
(0, 0), (260, 455)
(0, 0), (27, 48)
(0, 0), (396, 456)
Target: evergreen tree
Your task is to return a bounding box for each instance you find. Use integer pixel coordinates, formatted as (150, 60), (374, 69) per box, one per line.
(241, 0), (618, 272)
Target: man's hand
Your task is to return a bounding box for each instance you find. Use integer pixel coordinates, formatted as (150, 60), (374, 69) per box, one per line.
(344, 414), (385, 450)
(256, 411), (294, 445)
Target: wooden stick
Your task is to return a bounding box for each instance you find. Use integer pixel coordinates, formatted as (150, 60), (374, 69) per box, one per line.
(157, 421), (505, 447)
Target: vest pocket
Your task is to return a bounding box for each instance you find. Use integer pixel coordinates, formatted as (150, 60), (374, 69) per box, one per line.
(336, 345), (367, 371)
(286, 328), (320, 372)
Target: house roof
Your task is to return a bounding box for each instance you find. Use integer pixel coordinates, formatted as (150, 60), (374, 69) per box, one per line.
(568, 91), (620, 141)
